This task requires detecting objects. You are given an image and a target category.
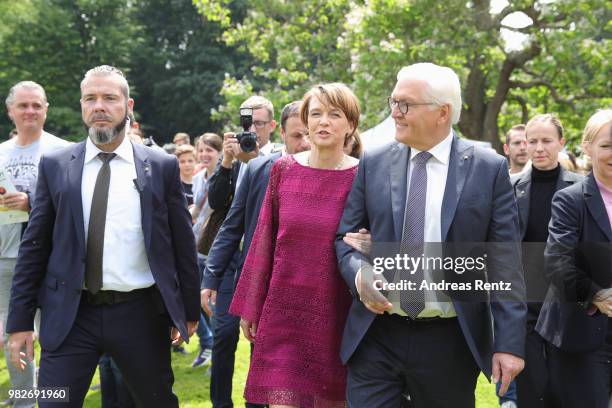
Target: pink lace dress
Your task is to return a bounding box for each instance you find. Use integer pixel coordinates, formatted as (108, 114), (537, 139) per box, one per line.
(229, 155), (356, 407)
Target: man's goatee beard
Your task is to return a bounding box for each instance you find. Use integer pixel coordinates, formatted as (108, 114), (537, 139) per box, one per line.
(87, 117), (127, 145)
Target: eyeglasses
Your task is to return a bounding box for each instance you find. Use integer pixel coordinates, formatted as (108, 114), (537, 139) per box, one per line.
(387, 97), (436, 114)
(252, 120), (271, 129)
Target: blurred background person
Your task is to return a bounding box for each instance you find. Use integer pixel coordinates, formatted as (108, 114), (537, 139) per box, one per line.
(344, 131), (363, 159)
(503, 124), (528, 174)
(175, 144), (197, 208)
(0, 81), (69, 408)
(190, 132), (223, 369)
(173, 132), (191, 146)
(510, 113), (582, 408)
(229, 83), (360, 407)
(537, 109), (612, 408)
(202, 95), (278, 408)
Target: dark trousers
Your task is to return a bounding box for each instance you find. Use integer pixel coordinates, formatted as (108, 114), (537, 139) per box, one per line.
(210, 271), (265, 408)
(38, 293), (177, 408)
(347, 314), (479, 408)
(99, 354), (135, 408)
(210, 272), (240, 408)
(515, 329), (554, 407)
(546, 334), (612, 408)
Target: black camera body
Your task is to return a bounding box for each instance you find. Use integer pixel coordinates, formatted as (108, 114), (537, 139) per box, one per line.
(235, 107), (258, 153)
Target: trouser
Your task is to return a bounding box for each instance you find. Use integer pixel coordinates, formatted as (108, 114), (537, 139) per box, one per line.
(210, 271), (265, 408)
(347, 314), (479, 408)
(0, 258), (36, 408)
(37, 290), (178, 408)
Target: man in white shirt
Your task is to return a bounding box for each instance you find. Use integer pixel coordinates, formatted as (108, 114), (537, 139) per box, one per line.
(0, 81), (69, 408)
(5, 66), (200, 407)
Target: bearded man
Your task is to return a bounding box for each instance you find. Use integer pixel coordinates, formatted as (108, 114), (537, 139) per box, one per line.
(5, 65), (200, 407)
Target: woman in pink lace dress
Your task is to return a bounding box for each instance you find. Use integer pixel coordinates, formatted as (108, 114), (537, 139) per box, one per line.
(229, 83), (360, 408)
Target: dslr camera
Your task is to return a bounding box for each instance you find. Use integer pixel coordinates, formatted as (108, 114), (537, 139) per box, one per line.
(235, 108), (258, 153)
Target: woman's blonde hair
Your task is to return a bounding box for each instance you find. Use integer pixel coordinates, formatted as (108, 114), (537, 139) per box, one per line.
(581, 109), (612, 145)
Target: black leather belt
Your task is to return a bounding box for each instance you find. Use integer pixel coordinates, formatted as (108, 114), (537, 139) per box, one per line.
(83, 286), (154, 306)
(384, 312), (456, 325)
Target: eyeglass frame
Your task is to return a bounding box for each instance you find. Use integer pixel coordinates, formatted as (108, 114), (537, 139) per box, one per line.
(387, 97), (437, 115)
(251, 120), (271, 129)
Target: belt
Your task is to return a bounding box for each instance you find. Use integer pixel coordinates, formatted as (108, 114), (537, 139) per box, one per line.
(83, 286), (154, 306)
(384, 312), (456, 325)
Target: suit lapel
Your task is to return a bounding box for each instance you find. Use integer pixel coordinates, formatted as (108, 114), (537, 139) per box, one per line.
(390, 143), (409, 242)
(514, 167), (532, 240)
(584, 174), (612, 242)
(441, 136), (472, 241)
(132, 143), (153, 252)
(68, 142), (87, 258)
(556, 167), (574, 190)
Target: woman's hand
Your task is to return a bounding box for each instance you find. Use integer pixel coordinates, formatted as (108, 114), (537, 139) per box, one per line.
(240, 318), (258, 343)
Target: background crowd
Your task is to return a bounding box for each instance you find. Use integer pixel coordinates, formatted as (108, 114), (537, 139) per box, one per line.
(0, 58), (610, 408)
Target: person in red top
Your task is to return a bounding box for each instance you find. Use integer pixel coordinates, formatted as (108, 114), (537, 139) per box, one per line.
(230, 83), (360, 408)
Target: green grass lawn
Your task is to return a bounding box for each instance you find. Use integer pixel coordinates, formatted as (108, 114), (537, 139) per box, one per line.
(1, 337), (500, 407)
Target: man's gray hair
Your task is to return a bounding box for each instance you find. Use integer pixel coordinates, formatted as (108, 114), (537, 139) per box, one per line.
(241, 95), (274, 121)
(5, 81), (47, 108)
(81, 65), (130, 99)
(397, 63), (462, 124)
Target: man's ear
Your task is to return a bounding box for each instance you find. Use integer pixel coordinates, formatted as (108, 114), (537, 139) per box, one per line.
(437, 104), (451, 125)
(503, 144), (510, 155)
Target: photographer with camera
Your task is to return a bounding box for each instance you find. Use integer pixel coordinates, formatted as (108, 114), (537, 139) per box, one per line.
(204, 95), (280, 408)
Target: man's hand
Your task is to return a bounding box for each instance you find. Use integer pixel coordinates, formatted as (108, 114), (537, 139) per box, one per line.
(343, 228), (371, 256)
(356, 267), (392, 314)
(201, 288), (217, 317)
(170, 321), (199, 346)
(8, 331), (35, 371)
(593, 289), (612, 316)
(0, 192), (29, 212)
(222, 132), (259, 167)
(221, 132), (237, 168)
(239, 318), (257, 343)
(492, 352), (525, 396)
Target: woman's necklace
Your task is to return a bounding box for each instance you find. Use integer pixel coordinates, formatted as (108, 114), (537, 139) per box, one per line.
(307, 153), (346, 170)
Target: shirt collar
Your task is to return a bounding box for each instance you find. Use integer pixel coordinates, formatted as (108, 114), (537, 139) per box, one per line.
(84, 134), (134, 165)
(595, 177), (612, 198)
(409, 129), (453, 165)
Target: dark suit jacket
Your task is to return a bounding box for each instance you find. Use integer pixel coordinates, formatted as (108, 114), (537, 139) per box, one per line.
(204, 153), (281, 290)
(335, 135), (527, 377)
(536, 173), (612, 352)
(6, 141), (200, 351)
(511, 166), (583, 321)
(511, 166), (584, 240)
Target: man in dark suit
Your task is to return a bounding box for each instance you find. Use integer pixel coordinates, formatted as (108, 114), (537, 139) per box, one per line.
(335, 62), (527, 407)
(510, 114), (582, 407)
(6, 65), (200, 407)
(201, 101), (308, 408)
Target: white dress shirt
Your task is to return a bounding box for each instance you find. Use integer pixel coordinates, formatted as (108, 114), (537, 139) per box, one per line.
(388, 130), (457, 318)
(81, 136), (154, 291)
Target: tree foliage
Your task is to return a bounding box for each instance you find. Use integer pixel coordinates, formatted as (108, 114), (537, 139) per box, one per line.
(0, 0), (138, 141)
(195, 0), (611, 151)
(0, 0), (251, 143)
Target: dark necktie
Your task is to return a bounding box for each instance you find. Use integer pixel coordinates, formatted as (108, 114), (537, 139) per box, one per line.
(399, 151), (432, 317)
(85, 152), (116, 294)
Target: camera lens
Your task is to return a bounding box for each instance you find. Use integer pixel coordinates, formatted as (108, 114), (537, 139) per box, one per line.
(240, 136), (256, 153)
